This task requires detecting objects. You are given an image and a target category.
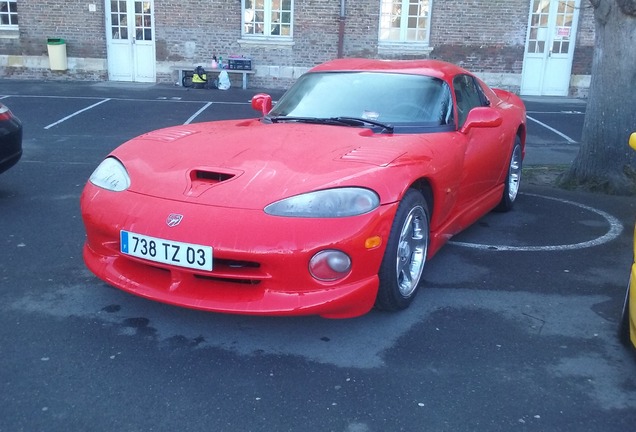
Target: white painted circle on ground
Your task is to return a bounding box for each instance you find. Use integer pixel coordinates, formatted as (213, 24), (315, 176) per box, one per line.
(448, 193), (624, 252)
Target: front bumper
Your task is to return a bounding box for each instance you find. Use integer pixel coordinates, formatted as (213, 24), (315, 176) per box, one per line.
(81, 184), (397, 318)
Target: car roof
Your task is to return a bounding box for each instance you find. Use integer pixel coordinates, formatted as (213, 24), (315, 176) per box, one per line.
(308, 58), (470, 81)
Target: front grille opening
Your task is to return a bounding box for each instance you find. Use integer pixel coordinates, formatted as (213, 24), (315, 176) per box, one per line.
(215, 258), (260, 269)
(194, 274), (262, 285)
(144, 258), (261, 273)
(123, 255), (263, 286)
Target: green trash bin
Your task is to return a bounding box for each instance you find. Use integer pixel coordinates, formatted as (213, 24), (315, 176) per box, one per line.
(47, 38), (67, 71)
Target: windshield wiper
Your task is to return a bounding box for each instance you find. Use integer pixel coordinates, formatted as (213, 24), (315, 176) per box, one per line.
(329, 117), (394, 133)
(268, 116), (342, 125)
(267, 115), (394, 133)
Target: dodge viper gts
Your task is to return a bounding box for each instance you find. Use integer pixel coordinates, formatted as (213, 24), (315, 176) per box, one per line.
(81, 58), (526, 318)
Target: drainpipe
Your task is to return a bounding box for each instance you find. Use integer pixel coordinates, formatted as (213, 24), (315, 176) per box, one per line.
(337, 0), (346, 58)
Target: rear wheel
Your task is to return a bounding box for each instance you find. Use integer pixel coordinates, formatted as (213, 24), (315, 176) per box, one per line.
(495, 136), (522, 212)
(182, 75), (193, 88)
(375, 189), (430, 311)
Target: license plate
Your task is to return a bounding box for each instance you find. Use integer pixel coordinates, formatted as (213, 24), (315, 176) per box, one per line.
(120, 230), (213, 271)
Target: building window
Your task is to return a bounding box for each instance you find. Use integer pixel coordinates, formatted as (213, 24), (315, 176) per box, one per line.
(111, 1), (129, 39)
(379, 0), (431, 44)
(243, 0), (292, 38)
(0, 0), (18, 27)
(134, 1), (153, 41)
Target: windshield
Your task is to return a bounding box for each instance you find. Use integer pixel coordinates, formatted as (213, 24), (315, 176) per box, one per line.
(269, 71), (453, 126)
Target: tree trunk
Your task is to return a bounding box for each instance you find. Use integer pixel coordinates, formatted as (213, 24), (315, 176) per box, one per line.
(560, 0), (636, 194)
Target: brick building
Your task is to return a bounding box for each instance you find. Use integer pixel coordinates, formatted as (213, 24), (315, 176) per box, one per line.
(0, 0), (594, 96)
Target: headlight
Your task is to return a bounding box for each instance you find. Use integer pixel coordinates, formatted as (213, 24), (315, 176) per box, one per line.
(89, 157), (130, 192)
(264, 187), (380, 217)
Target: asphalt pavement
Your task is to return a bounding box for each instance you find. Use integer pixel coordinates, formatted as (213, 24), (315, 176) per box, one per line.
(1, 79), (635, 432)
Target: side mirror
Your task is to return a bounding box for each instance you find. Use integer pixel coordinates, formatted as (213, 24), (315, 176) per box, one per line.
(460, 107), (503, 133)
(629, 132), (636, 151)
(251, 93), (273, 116)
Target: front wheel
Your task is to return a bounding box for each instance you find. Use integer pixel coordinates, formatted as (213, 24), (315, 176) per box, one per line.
(375, 189), (430, 311)
(495, 136), (523, 212)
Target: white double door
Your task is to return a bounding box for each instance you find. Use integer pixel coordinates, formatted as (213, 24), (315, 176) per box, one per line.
(105, 0), (156, 82)
(521, 0), (581, 96)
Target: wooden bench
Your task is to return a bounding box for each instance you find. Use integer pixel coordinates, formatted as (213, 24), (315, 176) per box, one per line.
(172, 66), (255, 90)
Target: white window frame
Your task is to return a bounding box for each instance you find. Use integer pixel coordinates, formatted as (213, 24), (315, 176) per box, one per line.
(0, 0), (18, 29)
(242, 0), (293, 40)
(378, 0), (432, 49)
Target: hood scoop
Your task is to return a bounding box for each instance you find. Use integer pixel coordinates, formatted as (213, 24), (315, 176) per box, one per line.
(184, 168), (241, 197)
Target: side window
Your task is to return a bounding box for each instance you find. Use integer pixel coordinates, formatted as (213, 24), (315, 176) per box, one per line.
(243, 0), (293, 38)
(453, 75), (487, 128)
(0, 0), (18, 27)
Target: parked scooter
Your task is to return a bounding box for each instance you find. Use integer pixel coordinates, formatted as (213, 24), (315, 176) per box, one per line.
(182, 66), (217, 89)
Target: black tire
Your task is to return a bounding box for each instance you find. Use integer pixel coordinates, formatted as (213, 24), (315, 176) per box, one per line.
(495, 136), (523, 212)
(182, 75), (193, 88)
(619, 280), (632, 347)
(375, 189), (430, 311)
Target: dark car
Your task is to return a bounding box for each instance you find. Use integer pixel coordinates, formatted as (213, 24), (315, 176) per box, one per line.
(0, 101), (23, 174)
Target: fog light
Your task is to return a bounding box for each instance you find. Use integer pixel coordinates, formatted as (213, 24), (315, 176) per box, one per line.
(309, 250), (352, 282)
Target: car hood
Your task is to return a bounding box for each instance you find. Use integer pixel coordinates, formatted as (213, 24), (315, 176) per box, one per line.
(112, 119), (431, 209)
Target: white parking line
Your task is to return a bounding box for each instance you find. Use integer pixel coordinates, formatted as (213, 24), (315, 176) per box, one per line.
(527, 115), (577, 144)
(449, 193), (623, 251)
(44, 98), (111, 130)
(20, 160), (96, 166)
(184, 102), (212, 125)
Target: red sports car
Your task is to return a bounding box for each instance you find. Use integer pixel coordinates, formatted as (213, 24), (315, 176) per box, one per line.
(81, 59), (526, 318)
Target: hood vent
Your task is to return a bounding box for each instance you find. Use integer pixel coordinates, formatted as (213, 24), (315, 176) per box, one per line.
(184, 169), (239, 197)
(195, 170), (234, 182)
(141, 128), (199, 142)
(341, 146), (406, 166)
